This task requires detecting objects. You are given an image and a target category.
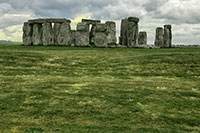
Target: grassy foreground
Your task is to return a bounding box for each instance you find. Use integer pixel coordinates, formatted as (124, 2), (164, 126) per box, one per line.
(0, 44), (200, 132)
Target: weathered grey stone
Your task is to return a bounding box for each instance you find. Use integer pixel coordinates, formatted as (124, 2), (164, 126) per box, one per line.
(75, 31), (90, 47)
(95, 24), (108, 32)
(77, 23), (89, 32)
(164, 25), (172, 48)
(53, 23), (62, 45)
(32, 24), (43, 45)
(28, 18), (71, 24)
(92, 23), (109, 47)
(120, 19), (129, 46)
(120, 17), (139, 47)
(134, 44), (150, 49)
(42, 22), (55, 45)
(23, 22), (33, 45)
(155, 27), (164, 48)
(57, 22), (73, 46)
(128, 17), (140, 23)
(94, 32), (108, 47)
(127, 21), (138, 47)
(75, 23), (90, 46)
(138, 31), (147, 45)
(82, 19), (101, 25)
(106, 21), (117, 45)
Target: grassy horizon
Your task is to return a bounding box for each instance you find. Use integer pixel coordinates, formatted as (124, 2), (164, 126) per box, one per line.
(0, 44), (200, 132)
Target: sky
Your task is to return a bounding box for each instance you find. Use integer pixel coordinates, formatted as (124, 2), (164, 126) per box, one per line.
(0, 0), (200, 44)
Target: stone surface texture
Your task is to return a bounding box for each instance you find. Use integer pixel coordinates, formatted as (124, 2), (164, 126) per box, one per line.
(138, 31), (147, 45)
(120, 17), (139, 47)
(164, 25), (172, 48)
(155, 27), (164, 48)
(23, 22), (33, 45)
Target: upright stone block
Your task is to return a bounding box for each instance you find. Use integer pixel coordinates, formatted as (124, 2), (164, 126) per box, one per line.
(57, 22), (73, 46)
(23, 22), (33, 45)
(120, 17), (139, 47)
(94, 24), (108, 47)
(32, 24), (43, 45)
(75, 23), (90, 47)
(106, 21), (117, 45)
(138, 31), (147, 45)
(155, 27), (164, 48)
(120, 19), (129, 46)
(42, 22), (55, 45)
(164, 25), (172, 48)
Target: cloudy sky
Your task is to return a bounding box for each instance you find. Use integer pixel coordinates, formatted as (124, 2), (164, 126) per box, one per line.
(0, 0), (200, 44)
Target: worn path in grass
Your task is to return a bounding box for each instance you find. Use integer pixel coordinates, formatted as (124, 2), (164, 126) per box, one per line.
(0, 44), (200, 132)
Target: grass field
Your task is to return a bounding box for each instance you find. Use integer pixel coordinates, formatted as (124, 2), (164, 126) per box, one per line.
(0, 44), (200, 132)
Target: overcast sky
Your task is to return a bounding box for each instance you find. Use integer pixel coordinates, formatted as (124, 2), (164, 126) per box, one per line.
(0, 0), (200, 44)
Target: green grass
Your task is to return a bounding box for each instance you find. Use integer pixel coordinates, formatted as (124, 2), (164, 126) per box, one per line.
(0, 44), (200, 132)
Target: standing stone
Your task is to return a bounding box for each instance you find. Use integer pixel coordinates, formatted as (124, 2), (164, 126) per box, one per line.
(57, 22), (73, 46)
(54, 23), (62, 45)
(138, 31), (147, 45)
(42, 22), (55, 45)
(106, 21), (117, 45)
(23, 22), (33, 45)
(32, 24), (43, 45)
(155, 27), (164, 48)
(164, 25), (172, 48)
(120, 17), (139, 47)
(75, 23), (90, 47)
(94, 23), (108, 47)
(120, 19), (128, 46)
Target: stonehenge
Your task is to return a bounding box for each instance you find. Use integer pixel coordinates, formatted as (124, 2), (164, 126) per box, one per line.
(23, 17), (172, 48)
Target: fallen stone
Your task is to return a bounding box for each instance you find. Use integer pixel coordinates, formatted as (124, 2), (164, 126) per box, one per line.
(134, 44), (150, 49)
